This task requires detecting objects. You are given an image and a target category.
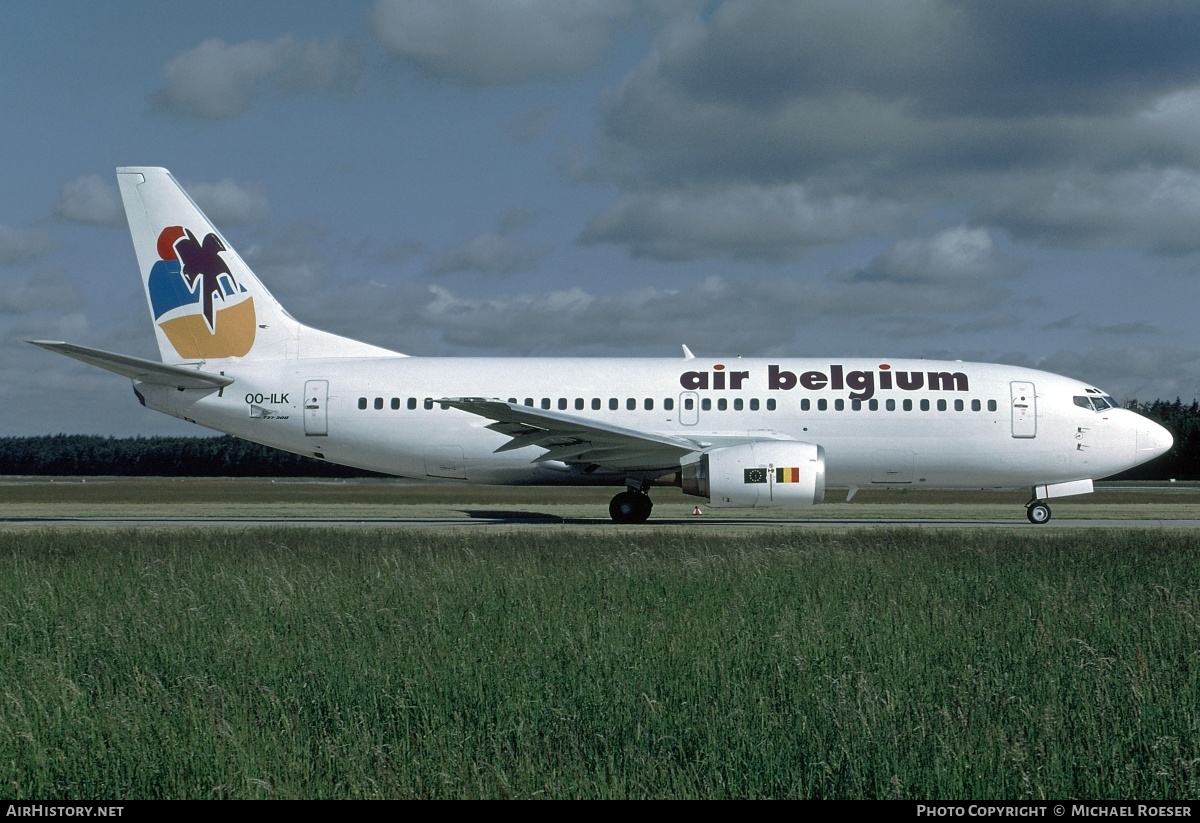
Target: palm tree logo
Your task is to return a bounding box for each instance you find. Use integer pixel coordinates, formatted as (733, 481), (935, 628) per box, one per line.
(174, 228), (235, 334)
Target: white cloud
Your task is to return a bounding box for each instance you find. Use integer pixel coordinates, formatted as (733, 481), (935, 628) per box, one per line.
(847, 227), (1025, 283)
(426, 209), (544, 277)
(1140, 86), (1200, 132)
(186, 179), (269, 225)
(57, 175), (123, 226)
(977, 167), (1200, 253)
(371, 0), (634, 85)
(582, 184), (902, 261)
(954, 312), (1021, 334)
(428, 232), (544, 277)
(151, 36), (361, 119)
(1031, 346), (1200, 405)
(239, 223), (331, 296)
(0, 225), (56, 265)
(0, 271), (83, 314)
(293, 266), (1008, 359)
(591, 1), (1200, 260)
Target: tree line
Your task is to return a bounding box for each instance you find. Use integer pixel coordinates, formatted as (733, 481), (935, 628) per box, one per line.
(0, 434), (380, 477)
(1118, 398), (1198, 480)
(0, 398), (1195, 479)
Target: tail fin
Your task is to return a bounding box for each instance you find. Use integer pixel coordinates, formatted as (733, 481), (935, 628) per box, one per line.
(117, 167), (402, 364)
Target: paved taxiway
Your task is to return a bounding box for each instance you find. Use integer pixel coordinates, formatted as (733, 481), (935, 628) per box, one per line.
(6, 516), (1200, 529)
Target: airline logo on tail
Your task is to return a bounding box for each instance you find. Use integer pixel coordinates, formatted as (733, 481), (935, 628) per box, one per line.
(147, 226), (256, 358)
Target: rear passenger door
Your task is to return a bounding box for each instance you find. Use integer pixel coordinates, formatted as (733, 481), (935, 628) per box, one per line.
(304, 379), (328, 436)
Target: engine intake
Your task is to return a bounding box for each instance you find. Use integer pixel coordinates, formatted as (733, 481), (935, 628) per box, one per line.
(682, 442), (826, 508)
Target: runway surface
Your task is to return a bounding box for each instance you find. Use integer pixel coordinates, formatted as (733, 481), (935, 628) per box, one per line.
(6, 516), (1200, 529)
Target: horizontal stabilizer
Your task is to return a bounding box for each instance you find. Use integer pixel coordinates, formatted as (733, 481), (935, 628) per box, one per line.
(27, 341), (234, 390)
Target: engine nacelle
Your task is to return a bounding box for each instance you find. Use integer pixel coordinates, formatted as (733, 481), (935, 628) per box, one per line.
(681, 442), (826, 508)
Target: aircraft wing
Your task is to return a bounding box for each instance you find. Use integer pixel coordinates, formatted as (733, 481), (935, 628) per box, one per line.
(438, 397), (704, 469)
(28, 341), (234, 390)
(439, 397), (802, 471)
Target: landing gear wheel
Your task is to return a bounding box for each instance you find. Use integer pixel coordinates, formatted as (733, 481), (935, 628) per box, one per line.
(610, 490), (653, 523)
(1026, 501), (1052, 524)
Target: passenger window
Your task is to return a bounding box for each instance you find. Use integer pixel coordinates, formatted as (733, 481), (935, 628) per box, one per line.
(750, 399), (760, 411)
(358, 397), (367, 410)
(575, 398), (584, 410)
(684, 398), (694, 410)
(391, 398), (400, 410)
(408, 398), (417, 410)
(524, 398), (533, 407)
(558, 398), (568, 410)
(592, 398), (601, 411)
(835, 399), (845, 411)
(767, 399), (776, 411)
(869, 399), (879, 411)
(717, 398), (727, 411)
(424, 399), (434, 410)
(851, 399), (862, 411)
(800, 399), (809, 411)
(609, 398), (618, 411)
(701, 398), (712, 411)
(735, 398), (744, 411)
(886, 399), (896, 411)
(623, 398), (633, 411)
(988, 400), (997, 412)
(972, 399), (981, 412)
(645, 398), (654, 411)
(954, 399), (964, 411)
(541, 398), (551, 409)
(903, 399), (912, 411)
(664, 398), (674, 411)
(374, 397), (383, 410)
(920, 399), (930, 411)
(817, 399), (827, 411)
(937, 399), (947, 411)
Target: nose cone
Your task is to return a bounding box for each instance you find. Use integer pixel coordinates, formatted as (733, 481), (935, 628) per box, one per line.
(1136, 418), (1173, 460)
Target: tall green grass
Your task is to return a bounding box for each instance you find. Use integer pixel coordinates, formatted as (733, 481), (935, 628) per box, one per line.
(1, 528), (1197, 798)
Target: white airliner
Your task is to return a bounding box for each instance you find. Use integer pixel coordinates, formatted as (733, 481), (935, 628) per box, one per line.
(32, 167), (1173, 523)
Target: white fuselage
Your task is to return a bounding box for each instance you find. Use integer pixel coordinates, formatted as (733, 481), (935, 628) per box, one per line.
(133, 356), (1170, 492)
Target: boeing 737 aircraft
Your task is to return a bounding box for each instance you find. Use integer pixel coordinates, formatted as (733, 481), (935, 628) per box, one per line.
(32, 167), (1173, 523)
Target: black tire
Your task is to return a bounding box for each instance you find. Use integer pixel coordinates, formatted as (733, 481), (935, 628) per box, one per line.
(610, 490), (653, 523)
(1026, 501), (1051, 524)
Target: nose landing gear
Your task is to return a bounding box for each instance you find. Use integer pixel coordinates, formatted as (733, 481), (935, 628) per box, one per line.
(1026, 499), (1052, 524)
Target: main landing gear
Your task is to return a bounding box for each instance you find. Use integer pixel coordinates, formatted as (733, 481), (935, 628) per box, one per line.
(1026, 499), (1052, 524)
(610, 488), (653, 523)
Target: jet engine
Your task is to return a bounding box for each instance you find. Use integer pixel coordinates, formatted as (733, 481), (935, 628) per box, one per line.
(681, 442), (826, 508)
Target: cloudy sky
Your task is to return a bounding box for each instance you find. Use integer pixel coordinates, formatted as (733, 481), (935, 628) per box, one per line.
(5, 0), (1200, 436)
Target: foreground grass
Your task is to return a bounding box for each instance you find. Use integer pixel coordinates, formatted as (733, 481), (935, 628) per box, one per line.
(1, 528), (1198, 799)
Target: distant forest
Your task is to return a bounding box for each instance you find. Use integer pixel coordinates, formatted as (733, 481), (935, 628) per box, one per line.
(0, 434), (381, 478)
(0, 398), (1196, 480)
(1120, 398), (1199, 480)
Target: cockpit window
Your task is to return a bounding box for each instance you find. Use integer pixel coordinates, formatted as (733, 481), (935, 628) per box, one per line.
(1074, 395), (1117, 412)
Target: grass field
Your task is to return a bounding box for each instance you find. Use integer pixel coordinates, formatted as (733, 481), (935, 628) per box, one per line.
(1, 490), (1198, 798)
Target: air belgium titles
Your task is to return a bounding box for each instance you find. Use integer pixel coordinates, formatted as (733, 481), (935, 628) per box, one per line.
(679, 363), (969, 402)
